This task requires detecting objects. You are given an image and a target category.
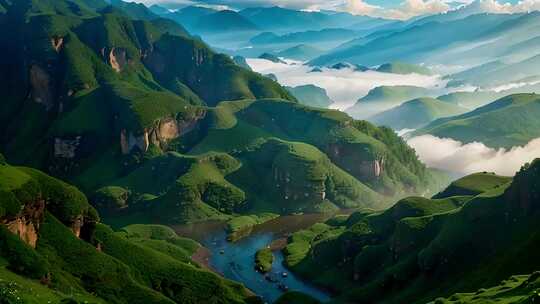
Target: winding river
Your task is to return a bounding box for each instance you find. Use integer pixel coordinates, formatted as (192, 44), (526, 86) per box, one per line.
(173, 214), (333, 303)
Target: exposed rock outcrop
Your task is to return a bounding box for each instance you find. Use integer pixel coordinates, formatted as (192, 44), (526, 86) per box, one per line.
(29, 64), (54, 109)
(3, 200), (45, 248)
(359, 159), (384, 179)
(327, 144), (384, 180)
(109, 47), (128, 73)
(120, 129), (149, 154)
(273, 167), (326, 203)
(54, 136), (81, 158)
(120, 112), (206, 154)
(51, 36), (64, 52)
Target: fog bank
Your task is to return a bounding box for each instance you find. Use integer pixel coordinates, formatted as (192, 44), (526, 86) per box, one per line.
(408, 135), (540, 176)
(247, 58), (444, 110)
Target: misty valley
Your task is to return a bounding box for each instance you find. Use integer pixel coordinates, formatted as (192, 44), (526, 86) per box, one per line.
(1, 0), (540, 304)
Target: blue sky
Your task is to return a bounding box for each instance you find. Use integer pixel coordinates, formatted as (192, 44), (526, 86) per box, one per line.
(140, 0), (540, 20)
(364, 0), (519, 8)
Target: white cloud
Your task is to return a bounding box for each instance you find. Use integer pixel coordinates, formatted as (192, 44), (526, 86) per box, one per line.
(246, 58), (444, 110)
(339, 0), (450, 19)
(408, 135), (540, 176)
(132, 0), (540, 19)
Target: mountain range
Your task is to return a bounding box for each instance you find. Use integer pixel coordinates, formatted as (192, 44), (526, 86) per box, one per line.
(414, 93), (540, 148)
(283, 159), (540, 303)
(2, 1), (540, 303)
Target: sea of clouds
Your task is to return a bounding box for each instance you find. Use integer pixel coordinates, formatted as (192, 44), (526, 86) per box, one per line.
(247, 58), (540, 176)
(408, 135), (540, 176)
(246, 58), (445, 110)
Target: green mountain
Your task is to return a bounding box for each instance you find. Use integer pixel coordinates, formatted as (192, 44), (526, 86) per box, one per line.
(451, 54), (540, 87)
(376, 62), (433, 75)
(308, 13), (526, 67)
(282, 159), (540, 303)
(346, 86), (431, 119)
(276, 44), (323, 61)
(232, 55), (252, 71)
(369, 97), (468, 130)
(238, 7), (392, 33)
(433, 172), (512, 198)
(0, 156), (255, 304)
(414, 93), (540, 148)
(258, 52), (285, 63)
(0, 0), (440, 226)
(194, 10), (259, 33)
(437, 90), (503, 110)
(157, 5), (216, 33)
(249, 28), (358, 45)
(109, 0), (159, 21)
(285, 84), (333, 108)
(430, 272), (540, 303)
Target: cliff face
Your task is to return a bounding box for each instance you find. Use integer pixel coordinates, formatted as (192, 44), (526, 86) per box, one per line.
(108, 47), (129, 73)
(3, 200), (45, 248)
(2, 198), (97, 248)
(0, 158), (100, 249)
(29, 64), (55, 110)
(120, 111), (206, 154)
(327, 143), (384, 180)
(505, 159), (540, 214)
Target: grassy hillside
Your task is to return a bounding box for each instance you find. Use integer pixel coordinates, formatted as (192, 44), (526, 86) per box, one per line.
(376, 62), (433, 75)
(194, 10), (259, 33)
(276, 44), (323, 61)
(414, 93), (540, 148)
(346, 86), (431, 119)
(430, 272), (540, 303)
(437, 91), (502, 110)
(434, 172), (512, 198)
(0, 158), (255, 304)
(285, 84), (333, 108)
(308, 13), (524, 66)
(370, 97), (468, 130)
(281, 158), (540, 303)
(0, 0), (444, 226)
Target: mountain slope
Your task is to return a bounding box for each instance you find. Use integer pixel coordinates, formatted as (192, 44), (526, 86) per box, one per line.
(194, 10), (259, 33)
(370, 97), (468, 130)
(309, 13), (523, 66)
(0, 157), (255, 304)
(276, 44), (323, 61)
(0, 0), (443, 226)
(285, 84), (333, 108)
(283, 160), (540, 303)
(376, 62), (433, 75)
(414, 93), (540, 148)
(0, 0), (292, 167)
(346, 86), (431, 119)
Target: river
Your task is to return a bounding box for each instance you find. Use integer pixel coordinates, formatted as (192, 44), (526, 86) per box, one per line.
(172, 214), (334, 303)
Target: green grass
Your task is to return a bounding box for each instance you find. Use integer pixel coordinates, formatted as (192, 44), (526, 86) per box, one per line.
(225, 213), (279, 241)
(370, 97), (468, 130)
(227, 138), (384, 214)
(0, 265), (104, 304)
(254, 248), (274, 273)
(279, 158), (540, 304)
(430, 273), (540, 304)
(95, 224), (251, 304)
(415, 93), (540, 148)
(347, 85), (430, 119)
(0, 161), (258, 304)
(434, 172), (512, 198)
(275, 291), (321, 304)
(376, 62), (433, 75)
(285, 84), (333, 108)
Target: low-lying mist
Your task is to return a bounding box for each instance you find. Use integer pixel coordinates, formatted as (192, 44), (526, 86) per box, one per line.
(247, 58), (444, 110)
(408, 135), (540, 176)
